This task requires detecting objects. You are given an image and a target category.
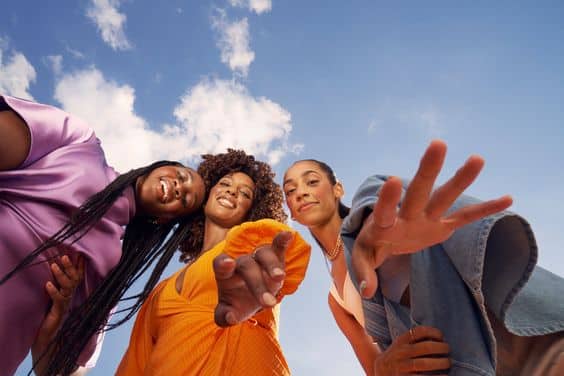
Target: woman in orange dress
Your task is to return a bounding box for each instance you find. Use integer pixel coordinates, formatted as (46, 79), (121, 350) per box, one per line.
(117, 149), (311, 376)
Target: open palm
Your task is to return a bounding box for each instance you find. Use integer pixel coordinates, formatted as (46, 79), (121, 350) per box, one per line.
(352, 140), (513, 298)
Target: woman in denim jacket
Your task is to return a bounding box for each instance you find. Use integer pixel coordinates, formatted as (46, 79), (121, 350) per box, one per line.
(214, 140), (563, 375)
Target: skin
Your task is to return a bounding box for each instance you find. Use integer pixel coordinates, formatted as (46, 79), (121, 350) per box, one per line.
(213, 140), (513, 375)
(0, 106), (207, 373)
(135, 164), (205, 223)
(283, 160), (379, 375)
(31, 256), (87, 376)
(178, 172), (291, 325)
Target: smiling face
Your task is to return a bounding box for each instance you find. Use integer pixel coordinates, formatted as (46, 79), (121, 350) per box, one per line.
(204, 172), (256, 228)
(283, 160), (343, 228)
(136, 164), (206, 223)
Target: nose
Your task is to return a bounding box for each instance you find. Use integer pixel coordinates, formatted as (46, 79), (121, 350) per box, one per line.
(225, 186), (237, 197)
(173, 178), (188, 199)
(295, 185), (309, 201)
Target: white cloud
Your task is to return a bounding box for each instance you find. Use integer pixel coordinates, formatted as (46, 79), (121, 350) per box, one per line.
(0, 41), (36, 100)
(172, 77), (298, 165)
(54, 68), (160, 172)
(87, 0), (132, 51)
(212, 10), (255, 77)
(228, 0), (272, 14)
(53, 70), (296, 171)
(45, 55), (63, 75)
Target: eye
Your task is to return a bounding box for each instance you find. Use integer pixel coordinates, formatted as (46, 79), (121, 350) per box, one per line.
(307, 179), (319, 186)
(177, 170), (187, 182)
(219, 180), (230, 187)
(285, 188), (295, 196)
(240, 190), (252, 199)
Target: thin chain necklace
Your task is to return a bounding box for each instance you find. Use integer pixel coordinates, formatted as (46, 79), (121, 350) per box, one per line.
(324, 235), (343, 261)
(322, 235), (343, 284)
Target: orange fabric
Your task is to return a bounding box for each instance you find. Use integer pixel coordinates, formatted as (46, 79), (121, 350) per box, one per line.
(117, 219), (311, 376)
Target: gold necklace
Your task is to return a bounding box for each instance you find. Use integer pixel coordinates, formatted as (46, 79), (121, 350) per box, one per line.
(325, 235), (343, 261)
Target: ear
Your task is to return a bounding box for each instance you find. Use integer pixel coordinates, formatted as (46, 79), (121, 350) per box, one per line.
(333, 181), (344, 200)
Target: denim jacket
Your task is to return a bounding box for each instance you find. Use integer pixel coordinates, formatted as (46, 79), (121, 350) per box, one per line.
(342, 175), (564, 375)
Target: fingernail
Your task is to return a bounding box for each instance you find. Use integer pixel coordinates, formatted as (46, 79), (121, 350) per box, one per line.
(359, 280), (367, 295)
(262, 292), (277, 306)
(271, 267), (284, 277)
(226, 312), (237, 325)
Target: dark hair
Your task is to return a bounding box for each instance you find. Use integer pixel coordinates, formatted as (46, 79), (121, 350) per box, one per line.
(0, 160), (202, 376)
(287, 159), (350, 256)
(291, 159), (350, 219)
(179, 149), (287, 262)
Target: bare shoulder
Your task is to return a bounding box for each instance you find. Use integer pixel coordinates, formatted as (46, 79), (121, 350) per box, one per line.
(0, 110), (31, 170)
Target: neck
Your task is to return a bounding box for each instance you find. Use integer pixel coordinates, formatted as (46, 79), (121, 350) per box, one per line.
(201, 218), (230, 252)
(309, 214), (343, 256)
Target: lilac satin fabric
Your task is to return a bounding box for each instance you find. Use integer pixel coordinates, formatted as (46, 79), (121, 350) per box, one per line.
(0, 95), (135, 375)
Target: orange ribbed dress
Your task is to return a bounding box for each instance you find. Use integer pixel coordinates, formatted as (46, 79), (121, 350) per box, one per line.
(116, 219), (311, 376)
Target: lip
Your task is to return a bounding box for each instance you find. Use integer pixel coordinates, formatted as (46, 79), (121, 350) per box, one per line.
(217, 195), (236, 209)
(298, 202), (317, 212)
(159, 178), (172, 203)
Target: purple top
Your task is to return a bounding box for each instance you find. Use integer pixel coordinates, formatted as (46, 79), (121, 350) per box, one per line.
(0, 95), (136, 374)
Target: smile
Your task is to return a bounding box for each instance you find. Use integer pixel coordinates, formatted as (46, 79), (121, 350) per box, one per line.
(217, 197), (235, 209)
(298, 202), (317, 212)
(160, 179), (171, 203)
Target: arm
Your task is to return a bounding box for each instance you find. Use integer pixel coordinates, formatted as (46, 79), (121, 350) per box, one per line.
(32, 256), (86, 376)
(328, 293), (378, 375)
(0, 109), (30, 170)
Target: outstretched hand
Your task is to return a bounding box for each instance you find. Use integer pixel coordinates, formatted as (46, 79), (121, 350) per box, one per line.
(213, 231), (293, 327)
(32, 255), (84, 376)
(352, 140), (513, 298)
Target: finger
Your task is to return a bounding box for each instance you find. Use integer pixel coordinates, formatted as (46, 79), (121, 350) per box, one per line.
(408, 340), (450, 358)
(399, 357), (451, 373)
(399, 140), (447, 219)
(60, 255), (80, 284)
(270, 231), (294, 264)
(50, 263), (74, 293)
(214, 303), (240, 328)
(252, 245), (286, 282)
(213, 254), (237, 281)
(372, 176), (402, 229)
(236, 255), (277, 307)
(425, 155), (484, 219)
(396, 326), (445, 345)
(351, 240), (380, 298)
(443, 195), (513, 229)
(45, 281), (69, 316)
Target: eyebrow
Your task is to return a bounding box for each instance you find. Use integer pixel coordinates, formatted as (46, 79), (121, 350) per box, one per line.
(283, 170), (320, 186)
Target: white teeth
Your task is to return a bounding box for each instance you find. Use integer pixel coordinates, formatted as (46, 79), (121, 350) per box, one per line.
(218, 197), (235, 208)
(160, 180), (169, 202)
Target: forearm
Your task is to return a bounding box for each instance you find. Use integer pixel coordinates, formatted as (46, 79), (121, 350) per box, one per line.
(329, 294), (379, 375)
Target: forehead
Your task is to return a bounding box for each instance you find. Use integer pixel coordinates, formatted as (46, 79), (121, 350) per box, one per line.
(284, 161), (324, 181)
(220, 172), (255, 187)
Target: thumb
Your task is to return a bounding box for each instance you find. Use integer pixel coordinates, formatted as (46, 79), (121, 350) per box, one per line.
(271, 231), (293, 263)
(351, 241), (379, 298)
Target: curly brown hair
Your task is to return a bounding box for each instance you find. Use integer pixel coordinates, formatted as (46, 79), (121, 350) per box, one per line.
(179, 149), (287, 262)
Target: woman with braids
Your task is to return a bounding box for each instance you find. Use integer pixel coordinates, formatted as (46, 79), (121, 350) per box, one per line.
(0, 94), (206, 375)
(217, 140), (564, 375)
(116, 149), (311, 376)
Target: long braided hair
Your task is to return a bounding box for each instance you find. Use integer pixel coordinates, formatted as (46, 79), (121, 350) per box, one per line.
(0, 160), (203, 375)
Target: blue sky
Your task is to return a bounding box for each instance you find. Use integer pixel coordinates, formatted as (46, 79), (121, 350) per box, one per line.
(2, 1), (563, 375)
